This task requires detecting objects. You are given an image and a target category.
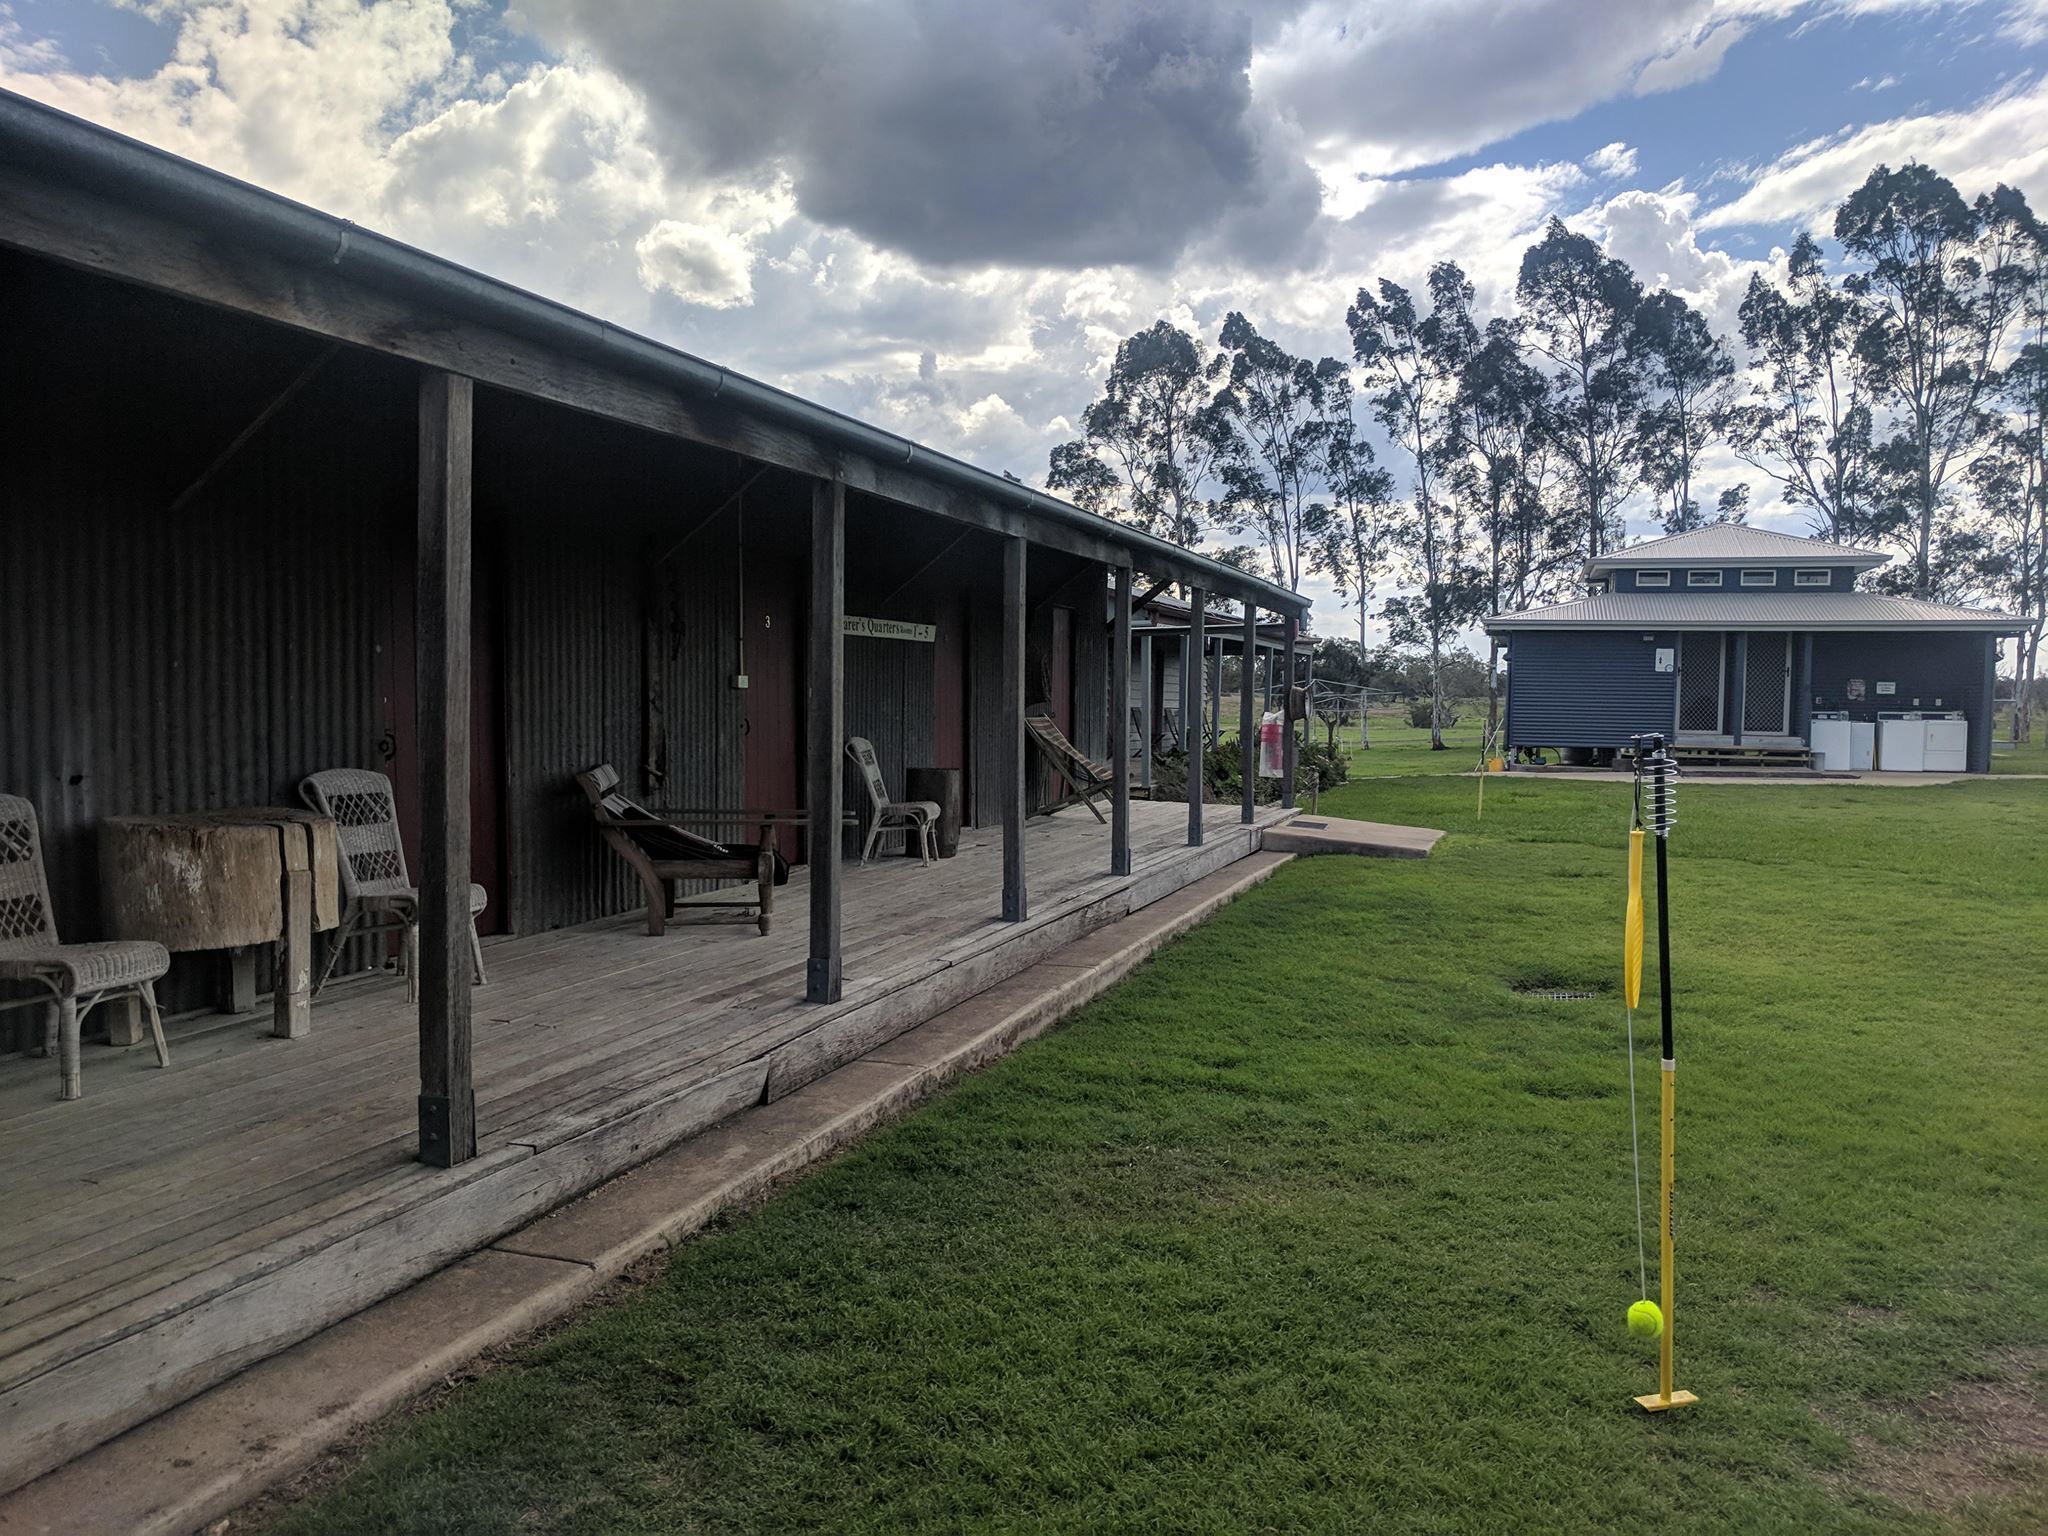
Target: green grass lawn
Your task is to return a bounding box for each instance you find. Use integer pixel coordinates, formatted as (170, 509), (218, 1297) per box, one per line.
(266, 776), (2046, 1534)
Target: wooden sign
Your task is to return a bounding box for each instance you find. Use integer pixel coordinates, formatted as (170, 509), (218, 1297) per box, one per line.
(844, 615), (936, 642)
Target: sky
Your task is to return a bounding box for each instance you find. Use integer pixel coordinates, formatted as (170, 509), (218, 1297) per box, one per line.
(5, 0), (2048, 641)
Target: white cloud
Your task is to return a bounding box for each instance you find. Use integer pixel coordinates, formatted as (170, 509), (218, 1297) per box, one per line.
(1701, 75), (2048, 230)
(1587, 141), (1640, 178)
(636, 220), (759, 308)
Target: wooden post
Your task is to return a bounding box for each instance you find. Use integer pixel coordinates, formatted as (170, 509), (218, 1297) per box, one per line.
(1139, 631), (1155, 792)
(1111, 564), (1133, 877)
(1187, 586), (1205, 846)
(415, 369), (475, 1169)
(1001, 535), (1027, 921)
(1281, 616), (1298, 809)
(1241, 607), (1258, 825)
(272, 824), (313, 1040)
(807, 479), (845, 1002)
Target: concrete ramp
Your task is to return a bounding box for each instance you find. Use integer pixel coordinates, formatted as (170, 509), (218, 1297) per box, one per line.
(1261, 815), (1445, 860)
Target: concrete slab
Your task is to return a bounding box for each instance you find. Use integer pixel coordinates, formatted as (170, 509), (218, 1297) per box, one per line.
(0, 849), (1295, 1536)
(1260, 816), (1445, 859)
(0, 1248), (595, 1536)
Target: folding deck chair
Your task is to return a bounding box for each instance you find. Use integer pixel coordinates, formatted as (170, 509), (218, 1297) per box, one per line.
(0, 792), (171, 1100)
(576, 764), (791, 936)
(1023, 707), (1115, 823)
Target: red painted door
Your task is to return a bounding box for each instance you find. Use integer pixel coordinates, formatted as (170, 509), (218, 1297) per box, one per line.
(744, 559), (803, 864)
(1049, 606), (1075, 800)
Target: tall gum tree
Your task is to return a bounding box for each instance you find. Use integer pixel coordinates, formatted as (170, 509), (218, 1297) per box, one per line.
(1516, 217), (1645, 563)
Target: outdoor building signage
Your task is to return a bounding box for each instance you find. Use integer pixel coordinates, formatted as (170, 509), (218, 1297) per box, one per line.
(843, 614), (937, 642)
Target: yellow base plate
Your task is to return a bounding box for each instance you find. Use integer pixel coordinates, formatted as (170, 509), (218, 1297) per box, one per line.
(1633, 1389), (1699, 1413)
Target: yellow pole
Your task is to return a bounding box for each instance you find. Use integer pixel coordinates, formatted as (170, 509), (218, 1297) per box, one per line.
(1636, 821), (1697, 1413)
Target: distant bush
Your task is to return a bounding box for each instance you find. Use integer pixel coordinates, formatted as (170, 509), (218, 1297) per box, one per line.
(1406, 699), (1462, 731)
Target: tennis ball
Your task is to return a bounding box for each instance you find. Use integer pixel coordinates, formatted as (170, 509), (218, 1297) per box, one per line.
(1628, 1300), (1663, 1340)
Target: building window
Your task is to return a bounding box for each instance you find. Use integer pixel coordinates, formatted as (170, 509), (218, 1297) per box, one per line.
(1741, 569), (1778, 587)
(1635, 570), (1671, 588)
(1793, 568), (1831, 587)
(1686, 570), (1722, 587)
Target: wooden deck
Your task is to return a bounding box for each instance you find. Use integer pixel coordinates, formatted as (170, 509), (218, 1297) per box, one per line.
(0, 800), (1288, 1492)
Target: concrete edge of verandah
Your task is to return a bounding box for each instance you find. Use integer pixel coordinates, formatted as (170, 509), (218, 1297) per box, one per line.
(0, 847), (1298, 1536)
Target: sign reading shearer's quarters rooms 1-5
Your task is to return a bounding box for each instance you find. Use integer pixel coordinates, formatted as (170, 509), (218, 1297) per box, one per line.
(843, 615), (937, 642)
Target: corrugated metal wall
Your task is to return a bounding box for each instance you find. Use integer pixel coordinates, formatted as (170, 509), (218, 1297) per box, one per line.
(484, 395), (748, 931)
(839, 633), (937, 859)
(1, 251), (416, 1026)
(1504, 630), (1679, 750)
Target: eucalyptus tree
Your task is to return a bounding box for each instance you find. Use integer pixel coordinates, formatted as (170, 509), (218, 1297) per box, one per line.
(1727, 233), (1879, 544)
(1516, 216), (1646, 562)
(1835, 165), (2033, 594)
(1634, 289), (1736, 533)
(1211, 312), (1340, 595)
(1309, 369), (1397, 661)
(1046, 319), (1229, 555)
(1975, 222), (2048, 737)
(1348, 262), (1483, 748)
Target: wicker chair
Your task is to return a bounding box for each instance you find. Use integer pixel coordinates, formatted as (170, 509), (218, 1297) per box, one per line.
(0, 793), (171, 1100)
(845, 738), (938, 866)
(298, 769), (487, 999)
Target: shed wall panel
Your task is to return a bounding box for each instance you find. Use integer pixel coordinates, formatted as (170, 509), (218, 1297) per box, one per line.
(1504, 630), (1678, 750)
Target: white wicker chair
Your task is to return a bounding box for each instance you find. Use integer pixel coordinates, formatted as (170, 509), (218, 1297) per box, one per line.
(0, 793), (170, 1100)
(845, 738), (938, 866)
(298, 769), (487, 999)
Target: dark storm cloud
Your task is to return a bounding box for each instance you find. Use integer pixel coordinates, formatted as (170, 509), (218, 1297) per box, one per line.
(517, 0), (1322, 269)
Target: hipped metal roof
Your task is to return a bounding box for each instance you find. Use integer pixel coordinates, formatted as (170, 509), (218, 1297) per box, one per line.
(0, 89), (1310, 619)
(1583, 524), (1890, 577)
(1485, 590), (2033, 634)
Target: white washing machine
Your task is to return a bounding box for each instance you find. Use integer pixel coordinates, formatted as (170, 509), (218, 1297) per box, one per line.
(1810, 713), (1851, 770)
(1877, 713), (1924, 772)
(1923, 712), (1968, 772)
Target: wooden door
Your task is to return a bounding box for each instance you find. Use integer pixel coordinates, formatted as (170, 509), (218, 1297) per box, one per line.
(744, 559), (803, 863)
(1048, 605), (1075, 800)
(468, 546), (506, 931)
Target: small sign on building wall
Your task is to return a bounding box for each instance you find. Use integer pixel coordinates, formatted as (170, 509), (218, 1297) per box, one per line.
(1875, 680), (1896, 696)
(843, 615), (937, 642)
(1654, 648), (1675, 673)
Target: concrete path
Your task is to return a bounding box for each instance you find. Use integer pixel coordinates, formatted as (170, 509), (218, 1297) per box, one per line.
(1261, 815), (1446, 858)
(1482, 770), (2047, 788)
(0, 851), (1295, 1536)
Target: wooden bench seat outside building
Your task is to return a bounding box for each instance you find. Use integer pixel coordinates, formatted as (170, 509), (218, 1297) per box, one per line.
(0, 86), (1308, 1497)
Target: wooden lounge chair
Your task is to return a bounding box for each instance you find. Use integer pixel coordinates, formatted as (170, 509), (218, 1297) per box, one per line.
(0, 793), (171, 1100)
(576, 764), (792, 936)
(299, 768), (488, 999)
(1024, 707), (1114, 823)
(845, 738), (938, 866)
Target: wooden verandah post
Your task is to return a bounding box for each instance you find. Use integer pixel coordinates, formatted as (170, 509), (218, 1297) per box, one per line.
(416, 368), (475, 1169)
(1110, 564), (1132, 877)
(807, 479), (845, 1003)
(1187, 586), (1205, 846)
(1241, 606), (1258, 825)
(1139, 631), (1155, 794)
(1001, 535), (1027, 921)
(1281, 615), (1298, 809)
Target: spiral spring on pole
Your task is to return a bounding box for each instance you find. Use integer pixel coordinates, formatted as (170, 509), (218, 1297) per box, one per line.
(1630, 733), (1679, 837)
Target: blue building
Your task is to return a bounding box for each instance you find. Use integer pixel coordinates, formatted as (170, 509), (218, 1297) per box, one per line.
(1484, 525), (2034, 772)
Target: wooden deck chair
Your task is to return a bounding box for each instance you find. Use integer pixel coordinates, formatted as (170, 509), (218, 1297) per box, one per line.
(845, 738), (938, 866)
(299, 769), (488, 999)
(1023, 707), (1114, 823)
(0, 793), (171, 1100)
(576, 764), (789, 936)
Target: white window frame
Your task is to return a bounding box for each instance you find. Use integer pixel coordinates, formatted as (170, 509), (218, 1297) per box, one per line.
(1686, 570), (1722, 588)
(1793, 568), (1832, 587)
(1740, 569), (1778, 587)
(1634, 569), (1671, 588)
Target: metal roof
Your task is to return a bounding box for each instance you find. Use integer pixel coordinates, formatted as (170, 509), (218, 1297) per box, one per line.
(1484, 590), (2033, 633)
(1584, 524), (1889, 576)
(0, 89), (1310, 618)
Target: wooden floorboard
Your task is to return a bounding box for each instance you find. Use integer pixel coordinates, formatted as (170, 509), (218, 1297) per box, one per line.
(0, 802), (1288, 1494)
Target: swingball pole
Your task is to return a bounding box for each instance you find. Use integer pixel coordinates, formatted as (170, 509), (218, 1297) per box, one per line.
(1631, 733), (1695, 1413)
